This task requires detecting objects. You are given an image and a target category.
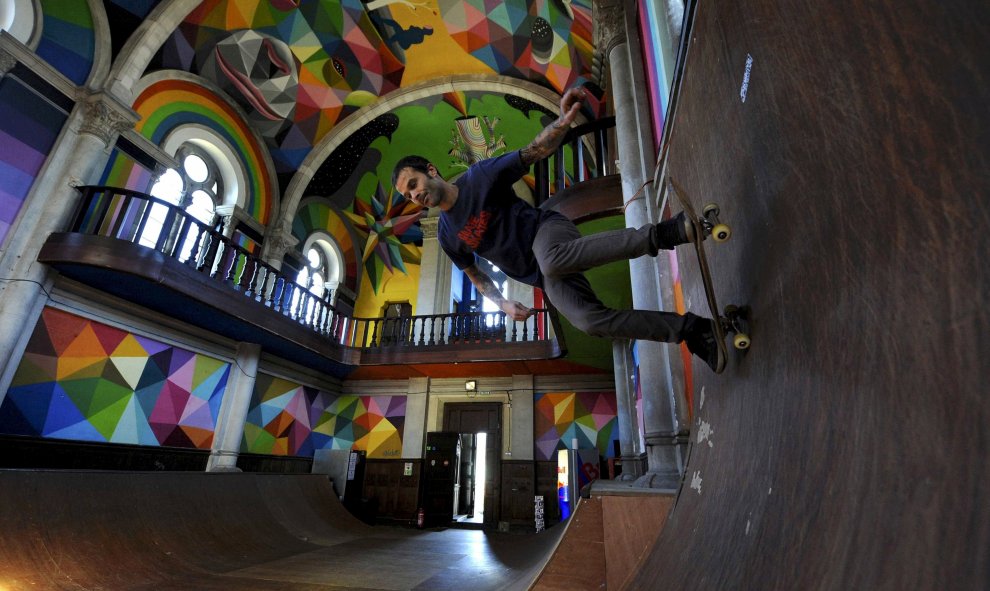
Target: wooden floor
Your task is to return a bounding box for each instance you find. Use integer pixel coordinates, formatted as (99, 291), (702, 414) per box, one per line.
(0, 471), (562, 590)
(634, 0), (989, 589)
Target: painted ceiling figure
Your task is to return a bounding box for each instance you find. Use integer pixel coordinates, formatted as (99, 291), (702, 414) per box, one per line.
(199, 30), (299, 138)
(160, 0), (403, 175)
(435, 0), (594, 91)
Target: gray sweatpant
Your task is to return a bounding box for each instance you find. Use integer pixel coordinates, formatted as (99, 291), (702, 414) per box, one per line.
(532, 216), (690, 343)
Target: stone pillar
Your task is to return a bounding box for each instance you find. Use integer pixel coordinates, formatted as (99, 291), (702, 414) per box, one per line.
(207, 342), (262, 471)
(0, 91), (137, 394)
(509, 374), (535, 460)
(414, 216), (452, 315)
(612, 339), (643, 479)
(402, 377), (430, 458)
(213, 204), (240, 240)
(596, 0), (683, 488)
(262, 220), (299, 271)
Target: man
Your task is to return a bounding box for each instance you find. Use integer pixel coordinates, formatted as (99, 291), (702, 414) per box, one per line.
(392, 87), (725, 372)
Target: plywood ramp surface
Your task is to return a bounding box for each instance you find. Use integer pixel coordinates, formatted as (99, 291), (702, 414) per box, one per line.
(0, 471), (564, 590)
(628, 0), (990, 589)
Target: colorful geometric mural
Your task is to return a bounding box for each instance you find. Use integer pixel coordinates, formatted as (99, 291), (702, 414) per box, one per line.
(369, 0), (595, 93)
(157, 0), (403, 176)
(533, 391), (619, 461)
(434, 0), (594, 92)
(132, 78), (275, 225)
(98, 148), (155, 192)
(0, 77), (67, 247)
(36, 0), (95, 85)
(0, 308), (231, 448)
(344, 184), (422, 294)
(244, 374), (405, 458)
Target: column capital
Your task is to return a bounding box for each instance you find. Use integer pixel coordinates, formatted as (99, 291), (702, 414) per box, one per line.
(76, 92), (138, 149)
(420, 215), (439, 240)
(594, 0), (627, 57)
(263, 221), (300, 265)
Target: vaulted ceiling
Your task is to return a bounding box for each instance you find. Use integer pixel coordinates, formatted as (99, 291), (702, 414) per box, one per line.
(105, 0), (601, 198)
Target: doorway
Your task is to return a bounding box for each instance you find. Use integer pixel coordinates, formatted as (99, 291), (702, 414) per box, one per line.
(443, 402), (501, 528)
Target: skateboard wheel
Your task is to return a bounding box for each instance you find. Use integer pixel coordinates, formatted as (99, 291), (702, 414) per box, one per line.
(712, 223), (731, 242)
(733, 333), (751, 350)
(702, 203), (720, 218)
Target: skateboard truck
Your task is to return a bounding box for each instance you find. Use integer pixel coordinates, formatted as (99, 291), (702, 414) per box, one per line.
(721, 305), (751, 351)
(701, 204), (732, 243)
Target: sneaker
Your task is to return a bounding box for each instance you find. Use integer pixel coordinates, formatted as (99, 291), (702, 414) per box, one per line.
(656, 211), (699, 248)
(681, 314), (726, 373)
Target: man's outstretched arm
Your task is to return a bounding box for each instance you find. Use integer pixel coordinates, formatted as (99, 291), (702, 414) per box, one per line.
(463, 264), (534, 321)
(519, 87), (586, 166)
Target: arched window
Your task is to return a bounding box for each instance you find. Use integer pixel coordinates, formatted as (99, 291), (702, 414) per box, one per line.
(297, 246), (327, 299)
(295, 236), (344, 303)
(141, 144), (222, 261)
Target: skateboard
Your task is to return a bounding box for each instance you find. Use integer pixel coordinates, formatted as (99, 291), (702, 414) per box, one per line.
(666, 177), (750, 374)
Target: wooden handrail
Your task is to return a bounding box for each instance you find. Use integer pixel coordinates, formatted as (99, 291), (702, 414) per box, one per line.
(532, 116), (616, 206)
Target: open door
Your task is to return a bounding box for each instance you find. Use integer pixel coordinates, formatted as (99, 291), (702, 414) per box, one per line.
(443, 402), (501, 528)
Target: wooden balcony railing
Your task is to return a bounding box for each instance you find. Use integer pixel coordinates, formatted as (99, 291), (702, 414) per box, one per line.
(48, 186), (563, 368)
(533, 116), (616, 205)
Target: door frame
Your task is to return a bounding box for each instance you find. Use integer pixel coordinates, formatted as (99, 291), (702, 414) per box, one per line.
(442, 402), (502, 527)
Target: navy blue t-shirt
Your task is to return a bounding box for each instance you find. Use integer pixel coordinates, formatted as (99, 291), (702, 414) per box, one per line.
(438, 150), (565, 288)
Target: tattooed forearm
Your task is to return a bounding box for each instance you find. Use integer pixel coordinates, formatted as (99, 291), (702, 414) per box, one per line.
(520, 119), (569, 166)
(520, 87), (585, 166)
(464, 265), (505, 306)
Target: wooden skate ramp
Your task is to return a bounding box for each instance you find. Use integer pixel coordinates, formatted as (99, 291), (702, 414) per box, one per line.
(0, 471), (563, 590)
(633, 1), (989, 589)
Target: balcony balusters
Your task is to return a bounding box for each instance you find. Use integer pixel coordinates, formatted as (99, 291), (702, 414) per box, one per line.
(66, 186), (565, 361)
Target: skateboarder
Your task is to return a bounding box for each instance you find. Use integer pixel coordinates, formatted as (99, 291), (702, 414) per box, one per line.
(392, 87), (723, 372)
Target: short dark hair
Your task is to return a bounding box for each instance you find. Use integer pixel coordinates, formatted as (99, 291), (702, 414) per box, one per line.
(391, 155), (433, 189)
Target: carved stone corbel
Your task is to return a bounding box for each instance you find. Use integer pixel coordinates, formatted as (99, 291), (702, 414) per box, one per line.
(77, 93), (138, 149)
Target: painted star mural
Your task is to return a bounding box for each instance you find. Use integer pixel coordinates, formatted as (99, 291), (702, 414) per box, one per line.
(344, 183), (423, 293)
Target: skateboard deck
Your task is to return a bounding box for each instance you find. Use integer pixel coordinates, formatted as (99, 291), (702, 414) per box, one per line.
(667, 177), (750, 374)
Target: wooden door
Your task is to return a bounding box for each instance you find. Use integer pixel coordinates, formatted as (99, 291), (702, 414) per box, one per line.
(443, 402), (501, 527)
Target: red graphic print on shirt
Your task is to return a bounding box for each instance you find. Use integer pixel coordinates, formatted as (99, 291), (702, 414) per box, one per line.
(457, 210), (491, 249)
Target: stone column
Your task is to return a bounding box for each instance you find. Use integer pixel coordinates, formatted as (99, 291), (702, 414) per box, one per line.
(0, 91), (137, 395)
(213, 204), (240, 240)
(207, 342), (262, 471)
(256, 220), (299, 307)
(509, 374), (535, 459)
(612, 339), (643, 479)
(595, 0), (684, 488)
(402, 377), (430, 458)
(262, 219), (299, 271)
(414, 216), (452, 315)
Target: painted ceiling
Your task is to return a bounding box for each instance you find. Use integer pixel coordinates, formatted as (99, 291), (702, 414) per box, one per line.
(142, 0), (596, 188)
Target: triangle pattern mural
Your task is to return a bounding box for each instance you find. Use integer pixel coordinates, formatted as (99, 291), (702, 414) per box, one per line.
(533, 391), (619, 461)
(244, 374), (405, 459)
(0, 308), (231, 449)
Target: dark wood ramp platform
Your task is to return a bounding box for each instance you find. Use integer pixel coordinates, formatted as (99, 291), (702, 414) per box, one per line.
(0, 471), (562, 590)
(635, 1), (989, 590)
